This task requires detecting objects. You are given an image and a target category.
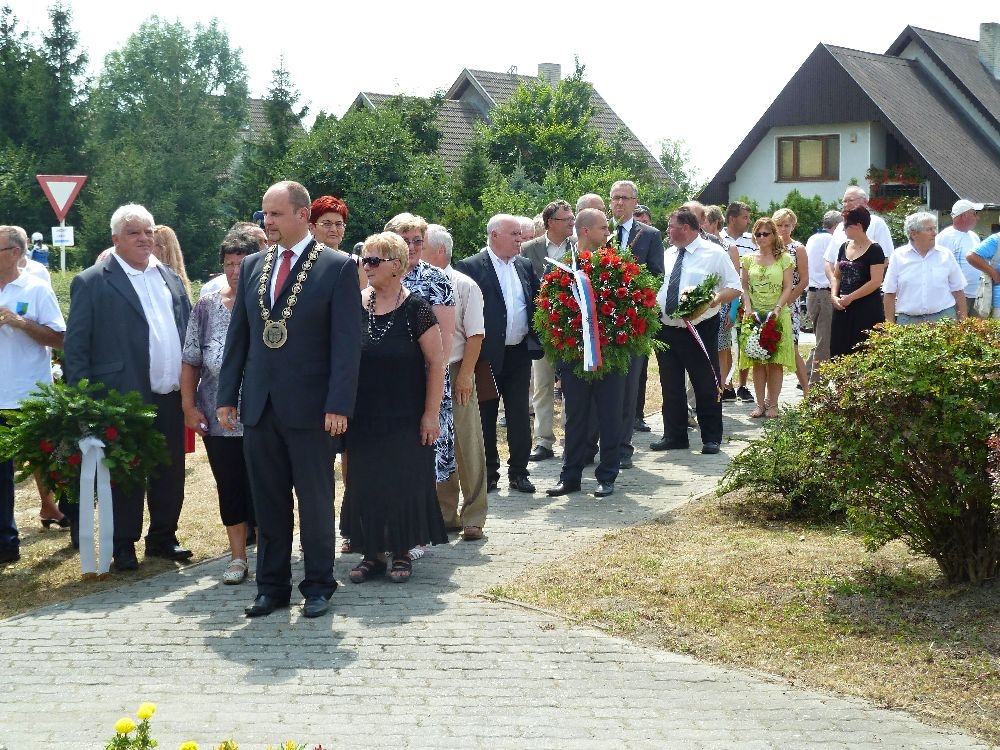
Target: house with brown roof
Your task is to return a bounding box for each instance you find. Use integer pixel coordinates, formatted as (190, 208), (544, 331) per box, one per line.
(700, 23), (1000, 229)
(350, 64), (671, 184)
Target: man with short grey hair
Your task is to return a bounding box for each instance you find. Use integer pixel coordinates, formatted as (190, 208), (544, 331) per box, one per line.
(424, 225), (489, 540)
(825, 186), (893, 278)
(804, 210), (842, 381)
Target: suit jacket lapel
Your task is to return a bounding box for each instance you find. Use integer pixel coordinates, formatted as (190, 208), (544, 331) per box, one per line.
(514, 257), (533, 304)
(156, 265), (186, 342)
(480, 250), (503, 301)
(626, 222), (642, 250)
(104, 258), (146, 320)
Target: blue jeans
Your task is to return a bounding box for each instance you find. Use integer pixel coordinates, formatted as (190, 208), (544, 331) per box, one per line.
(896, 307), (956, 325)
(0, 414), (18, 553)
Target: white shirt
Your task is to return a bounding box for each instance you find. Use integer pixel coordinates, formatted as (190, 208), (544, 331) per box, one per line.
(443, 266), (485, 365)
(18, 257), (51, 286)
(544, 233), (573, 260)
(935, 225), (981, 298)
(881, 243), (965, 316)
(827, 213), (893, 264)
(112, 253), (182, 394)
(0, 271), (65, 409)
(269, 235), (311, 305)
(804, 231), (834, 288)
(199, 273), (227, 299)
(657, 235), (743, 327)
(487, 247), (529, 345)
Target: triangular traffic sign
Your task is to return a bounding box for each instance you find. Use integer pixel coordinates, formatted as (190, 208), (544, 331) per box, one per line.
(36, 175), (88, 222)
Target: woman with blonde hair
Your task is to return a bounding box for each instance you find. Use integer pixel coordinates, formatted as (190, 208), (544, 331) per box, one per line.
(153, 225), (191, 297)
(771, 208), (809, 394)
(739, 217), (796, 418)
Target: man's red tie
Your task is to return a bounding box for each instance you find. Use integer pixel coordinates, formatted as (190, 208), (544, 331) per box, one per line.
(272, 249), (293, 306)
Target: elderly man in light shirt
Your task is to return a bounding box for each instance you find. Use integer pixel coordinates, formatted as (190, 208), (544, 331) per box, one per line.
(826, 187), (894, 271)
(882, 212), (967, 325)
(936, 199), (984, 316)
(423, 224), (489, 541)
(651, 207), (742, 455)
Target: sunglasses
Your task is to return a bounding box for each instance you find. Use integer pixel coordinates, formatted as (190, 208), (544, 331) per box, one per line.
(754, 231), (772, 238)
(361, 256), (395, 268)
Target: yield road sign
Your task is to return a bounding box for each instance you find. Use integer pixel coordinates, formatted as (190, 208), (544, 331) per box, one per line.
(37, 175), (88, 222)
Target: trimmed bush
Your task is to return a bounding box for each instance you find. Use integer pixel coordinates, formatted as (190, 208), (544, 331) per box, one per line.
(806, 319), (1000, 585)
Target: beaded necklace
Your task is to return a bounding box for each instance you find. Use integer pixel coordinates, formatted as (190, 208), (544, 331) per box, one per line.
(367, 286), (404, 345)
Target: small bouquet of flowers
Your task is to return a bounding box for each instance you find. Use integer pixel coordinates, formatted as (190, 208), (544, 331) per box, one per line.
(670, 274), (720, 321)
(534, 245), (663, 382)
(0, 379), (168, 501)
(744, 312), (781, 360)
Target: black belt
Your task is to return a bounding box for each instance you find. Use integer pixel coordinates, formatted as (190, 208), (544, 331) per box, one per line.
(807, 286), (831, 292)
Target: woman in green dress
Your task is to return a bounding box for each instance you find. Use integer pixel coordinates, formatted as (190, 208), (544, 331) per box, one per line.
(739, 217), (796, 418)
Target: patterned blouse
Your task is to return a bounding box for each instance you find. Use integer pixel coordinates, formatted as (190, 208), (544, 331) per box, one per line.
(181, 291), (241, 437)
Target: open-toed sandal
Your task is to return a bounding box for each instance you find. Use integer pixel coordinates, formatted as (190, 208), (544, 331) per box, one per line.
(388, 555), (412, 583)
(222, 558), (248, 585)
(765, 406), (780, 418)
(340, 537), (353, 554)
(348, 558), (386, 583)
(749, 404), (767, 418)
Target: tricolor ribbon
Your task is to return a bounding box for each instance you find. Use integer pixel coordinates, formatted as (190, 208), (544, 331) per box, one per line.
(78, 435), (114, 577)
(545, 253), (603, 372)
(684, 319), (722, 402)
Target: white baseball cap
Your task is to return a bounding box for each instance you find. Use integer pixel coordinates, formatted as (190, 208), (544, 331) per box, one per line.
(31, 232), (43, 241)
(951, 199), (984, 217)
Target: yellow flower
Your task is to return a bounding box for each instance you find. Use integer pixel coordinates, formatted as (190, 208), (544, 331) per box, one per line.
(179, 742), (199, 750)
(137, 702), (157, 720)
(215, 741), (238, 750)
(114, 717), (136, 735)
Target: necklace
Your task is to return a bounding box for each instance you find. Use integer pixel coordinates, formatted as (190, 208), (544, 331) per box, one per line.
(257, 241), (324, 348)
(367, 286), (404, 345)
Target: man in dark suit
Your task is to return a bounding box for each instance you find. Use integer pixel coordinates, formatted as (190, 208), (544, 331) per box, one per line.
(609, 180), (664, 469)
(456, 214), (541, 494)
(218, 180), (361, 619)
(519, 199), (575, 463)
(64, 204), (192, 571)
(545, 209), (625, 498)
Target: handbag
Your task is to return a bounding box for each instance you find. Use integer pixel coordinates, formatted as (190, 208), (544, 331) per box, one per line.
(973, 243), (1000, 318)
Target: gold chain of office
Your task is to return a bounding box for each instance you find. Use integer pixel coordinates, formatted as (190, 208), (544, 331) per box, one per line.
(257, 242), (325, 348)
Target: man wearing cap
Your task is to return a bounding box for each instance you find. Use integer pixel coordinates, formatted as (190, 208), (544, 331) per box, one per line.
(30, 232), (50, 268)
(936, 199), (984, 316)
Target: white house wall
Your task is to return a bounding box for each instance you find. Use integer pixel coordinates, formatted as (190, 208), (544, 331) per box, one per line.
(728, 122), (887, 206)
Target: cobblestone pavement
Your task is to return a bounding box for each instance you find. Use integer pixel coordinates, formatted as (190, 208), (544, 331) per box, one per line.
(0, 374), (987, 749)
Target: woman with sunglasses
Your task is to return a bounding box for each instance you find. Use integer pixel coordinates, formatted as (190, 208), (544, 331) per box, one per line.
(829, 206), (886, 357)
(739, 218), (796, 418)
(345, 232), (448, 584)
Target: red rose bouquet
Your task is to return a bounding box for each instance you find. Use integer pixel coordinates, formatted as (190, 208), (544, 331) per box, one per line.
(0, 379), (168, 501)
(534, 245), (663, 382)
(744, 312), (781, 360)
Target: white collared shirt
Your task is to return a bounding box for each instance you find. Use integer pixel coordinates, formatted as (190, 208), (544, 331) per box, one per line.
(720, 228), (755, 257)
(827, 213), (893, 263)
(657, 235), (743, 327)
(269, 235), (312, 305)
(487, 247), (529, 345)
(615, 218), (634, 248)
(882, 243), (965, 316)
(805, 231), (834, 288)
(444, 265), (486, 364)
(544, 233), (572, 259)
(113, 253), (182, 394)
(0, 271), (65, 408)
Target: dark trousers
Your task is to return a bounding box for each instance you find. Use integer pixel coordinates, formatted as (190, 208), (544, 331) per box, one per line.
(559, 366), (625, 484)
(243, 401), (337, 600)
(66, 391), (185, 552)
(479, 341), (532, 482)
(636, 356), (648, 418)
(619, 354), (645, 460)
(203, 435), (255, 528)
(0, 414), (17, 553)
(656, 316), (723, 446)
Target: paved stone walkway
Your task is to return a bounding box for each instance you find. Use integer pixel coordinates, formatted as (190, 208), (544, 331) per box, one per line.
(0, 374), (987, 749)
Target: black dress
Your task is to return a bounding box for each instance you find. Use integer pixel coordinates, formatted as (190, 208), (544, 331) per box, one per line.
(830, 242), (886, 357)
(346, 293), (447, 556)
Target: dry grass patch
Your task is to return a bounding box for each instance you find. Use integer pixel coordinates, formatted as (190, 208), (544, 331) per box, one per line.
(491, 489), (1000, 744)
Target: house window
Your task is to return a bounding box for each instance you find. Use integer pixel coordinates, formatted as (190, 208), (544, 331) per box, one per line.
(777, 135), (839, 181)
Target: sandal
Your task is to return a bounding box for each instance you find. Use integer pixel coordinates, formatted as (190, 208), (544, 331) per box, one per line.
(340, 537), (353, 554)
(765, 406), (780, 418)
(222, 558), (248, 585)
(388, 555), (412, 583)
(348, 558), (386, 583)
(749, 404), (766, 418)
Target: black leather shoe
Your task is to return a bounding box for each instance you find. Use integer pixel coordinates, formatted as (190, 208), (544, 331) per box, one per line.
(145, 543), (194, 561)
(619, 457), (633, 469)
(701, 442), (722, 455)
(487, 479), (499, 493)
(650, 437), (689, 451)
(302, 596), (330, 618)
(113, 544), (139, 572)
(633, 418), (651, 433)
(594, 482), (615, 498)
(245, 594), (290, 617)
(546, 481), (581, 497)
(528, 445), (555, 461)
(508, 476), (536, 493)
(0, 548), (20, 564)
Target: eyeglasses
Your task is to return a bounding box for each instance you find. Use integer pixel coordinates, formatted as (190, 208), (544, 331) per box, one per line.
(550, 216), (575, 223)
(361, 256), (396, 268)
(403, 238), (424, 248)
(754, 231), (772, 238)
(611, 195), (636, 202)
(317, 220), (345, 230)
(0, 245), (19, 253)
(223, 261), (243, 270)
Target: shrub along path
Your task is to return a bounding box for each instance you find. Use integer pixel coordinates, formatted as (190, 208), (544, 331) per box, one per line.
(0, 372), (986, 748)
